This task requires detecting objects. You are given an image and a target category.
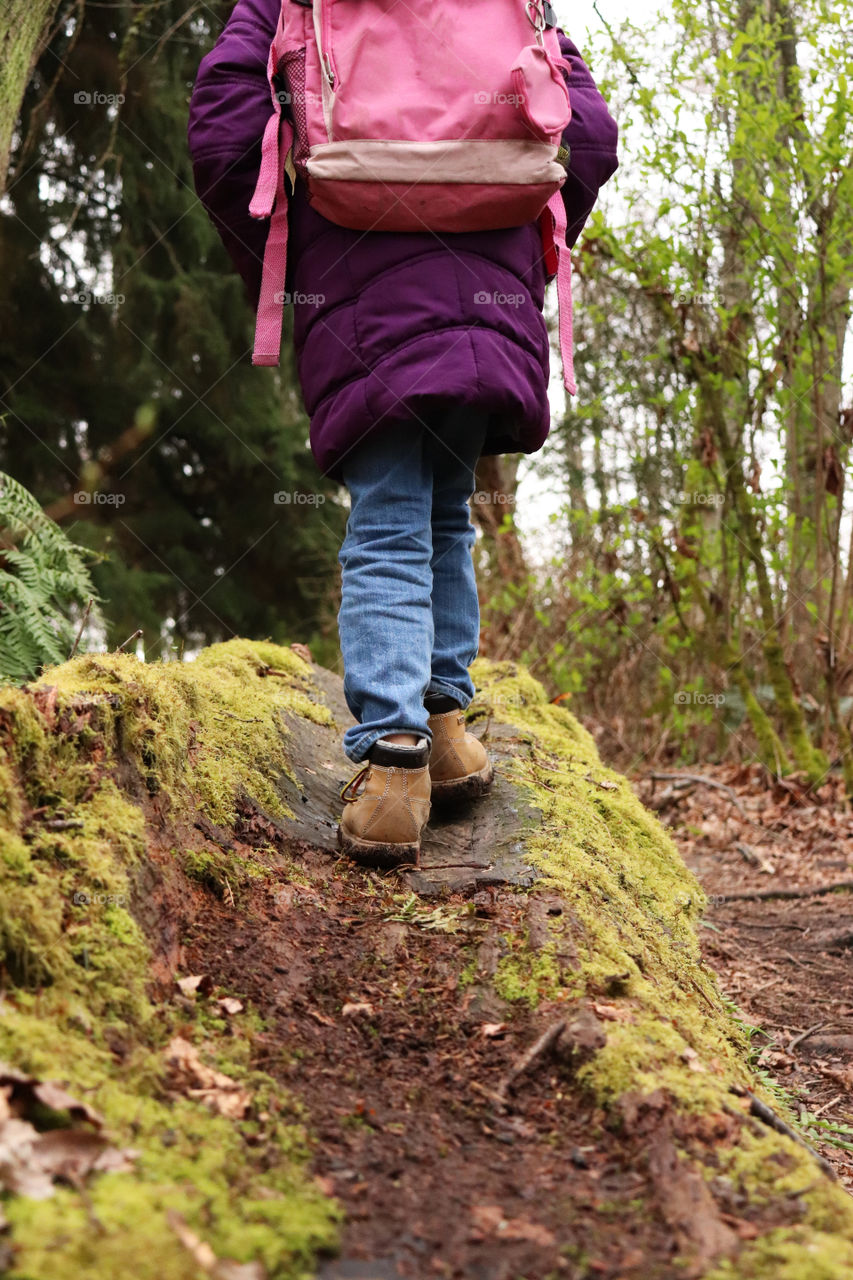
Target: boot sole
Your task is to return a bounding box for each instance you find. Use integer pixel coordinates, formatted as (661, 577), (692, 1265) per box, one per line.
(337, 826), (421, 870)
(430, 760), (495, 805)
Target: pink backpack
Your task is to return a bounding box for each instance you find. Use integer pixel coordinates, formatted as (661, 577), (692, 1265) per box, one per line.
(250, 0), (576, 394)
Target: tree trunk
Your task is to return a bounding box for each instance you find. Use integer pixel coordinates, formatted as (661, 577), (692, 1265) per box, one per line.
(1, 638), (852, 1275)
(471, 452), (532, 658)
(0, 0), (60, 195)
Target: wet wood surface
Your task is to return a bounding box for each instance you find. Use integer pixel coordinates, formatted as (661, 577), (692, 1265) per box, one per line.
(275, 664), (539, 895)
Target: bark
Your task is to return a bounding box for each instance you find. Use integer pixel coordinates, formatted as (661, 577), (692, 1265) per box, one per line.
(471, 453), (533, 659)
(0, 0), (60, 196)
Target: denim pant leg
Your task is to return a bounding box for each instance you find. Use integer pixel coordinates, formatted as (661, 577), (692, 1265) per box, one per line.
(427, 411), (489, 709)
(338, 428), (434, 762)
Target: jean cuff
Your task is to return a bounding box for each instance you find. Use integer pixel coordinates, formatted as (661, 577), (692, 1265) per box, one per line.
(426, 678), (473, 710)
(344, 724), (433, 764)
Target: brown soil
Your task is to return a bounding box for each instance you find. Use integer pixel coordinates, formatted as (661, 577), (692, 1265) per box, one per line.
(165, 840), (791, 1280)
(637, 765), (853, 1190)
(128, 678), (853, 1279)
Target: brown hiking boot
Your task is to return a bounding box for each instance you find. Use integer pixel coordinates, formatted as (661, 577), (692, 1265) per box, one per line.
(426, 696), (494, 803)
(337, 738), (431, 869)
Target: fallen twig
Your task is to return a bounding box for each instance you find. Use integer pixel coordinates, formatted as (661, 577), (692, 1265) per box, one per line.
(115, 628), (143, 654)
(788, 1021), (833, 1053)
(645, 771), (747, 817)
(715, 880), (853, 904)
(496, 1019), (567, 1104)
(728, 1090), (838, 1182)
(812, 1094), (844, 1118)
(408, 862), (493, 871)
(712, 919), (808, 932)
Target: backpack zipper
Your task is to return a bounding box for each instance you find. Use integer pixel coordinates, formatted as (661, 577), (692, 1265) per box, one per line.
(314, 0), (338, 88)
(312, 0), (337, 138)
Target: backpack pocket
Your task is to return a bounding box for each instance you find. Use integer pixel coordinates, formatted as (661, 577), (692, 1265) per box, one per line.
(510, 44), (571, 142)
(277, 46), (311, 171)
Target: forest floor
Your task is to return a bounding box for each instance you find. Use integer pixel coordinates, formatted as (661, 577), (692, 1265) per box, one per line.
(636, 765), (853, 1190)
(154, 674), (853, 1278)
(11, 642), (851, 1278)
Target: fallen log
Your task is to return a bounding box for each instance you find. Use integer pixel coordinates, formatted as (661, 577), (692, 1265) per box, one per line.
(0, 639), (852, 1278)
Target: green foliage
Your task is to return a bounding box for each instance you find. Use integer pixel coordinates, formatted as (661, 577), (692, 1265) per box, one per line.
(520, 0), (853, 783)
(0, 470), (102, 683)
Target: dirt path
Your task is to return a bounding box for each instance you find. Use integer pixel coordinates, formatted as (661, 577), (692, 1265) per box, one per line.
(181, 853), (684, 1280)
(162, 671), (686, 1278)
(637, 766), (853, 1189)
(138, 672), (850, 1278)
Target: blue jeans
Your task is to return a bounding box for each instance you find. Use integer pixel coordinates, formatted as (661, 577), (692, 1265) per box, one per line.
(337, 408), (489, 761)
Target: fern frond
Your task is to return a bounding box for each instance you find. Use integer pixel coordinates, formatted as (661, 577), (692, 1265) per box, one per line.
(0, 473), (106, 685)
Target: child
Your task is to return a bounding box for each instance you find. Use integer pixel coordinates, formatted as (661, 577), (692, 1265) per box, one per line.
(188, 1), (618, 869)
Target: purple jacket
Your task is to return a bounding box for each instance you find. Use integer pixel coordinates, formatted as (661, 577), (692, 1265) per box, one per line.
(188, 2), (618, 479)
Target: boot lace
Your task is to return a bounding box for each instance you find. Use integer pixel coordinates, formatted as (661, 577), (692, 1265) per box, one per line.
(340, 764), (370, 803)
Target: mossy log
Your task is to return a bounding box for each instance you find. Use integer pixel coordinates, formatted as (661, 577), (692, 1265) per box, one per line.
(1, 639), (852, 1278)
(0, 0), (60, 195)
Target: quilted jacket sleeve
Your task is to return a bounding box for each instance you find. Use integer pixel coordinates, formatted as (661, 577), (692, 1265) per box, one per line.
(187, 0), (279, 306)
(557, 32), (619, 247)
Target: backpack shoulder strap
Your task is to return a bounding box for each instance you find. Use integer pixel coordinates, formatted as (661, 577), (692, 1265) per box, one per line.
(544, 189), (576, 396)
(250, 15), (292, 366)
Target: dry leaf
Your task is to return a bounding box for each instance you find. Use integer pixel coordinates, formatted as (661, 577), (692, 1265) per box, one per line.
(0, 1062), (136, 1201)
(0, 1065), (104, 1128)
(216, 998), (244, 1016)
(308, 1009), (336, 1028)
(164, 1037), (252, 1119)
(0, 1120), (137, 1200)
(470, 1204), (555, 1246)
(176, 975), (207, 996)
(342, 1002), (374, 1018)
(590, 1002), (633, 1023)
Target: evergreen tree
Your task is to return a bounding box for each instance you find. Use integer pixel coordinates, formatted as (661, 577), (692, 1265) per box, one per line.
(0, 0), (344, 660)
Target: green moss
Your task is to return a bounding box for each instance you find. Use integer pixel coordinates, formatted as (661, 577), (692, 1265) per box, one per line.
(470, 658), (749, 1106)
(470, 659), (853, 1271)
(182, 845), (266, 899)
(0, 1007), (339, 1280)
(0, 640), (342, 1277)
(703, 1128), (853, 1277)
(25, 639), (331, 827)
(493, 938), (574, 1007)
